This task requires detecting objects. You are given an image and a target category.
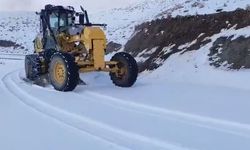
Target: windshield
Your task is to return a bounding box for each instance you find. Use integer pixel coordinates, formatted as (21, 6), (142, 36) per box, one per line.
(49, 12), (73, 29)
(49, 13), (58, 29)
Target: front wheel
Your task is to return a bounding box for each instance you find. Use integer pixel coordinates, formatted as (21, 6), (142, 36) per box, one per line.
(49, 53), (79, 92)
(110, 52), (138, 87)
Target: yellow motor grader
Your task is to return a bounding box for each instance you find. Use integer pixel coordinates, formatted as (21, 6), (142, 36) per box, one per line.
(25, 5), (138, 91)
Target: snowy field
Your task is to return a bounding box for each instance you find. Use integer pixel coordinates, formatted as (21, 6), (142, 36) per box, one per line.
(91, 0), (250, 44)
(1, 38), (250, 149)
(1, 0), (250, 149)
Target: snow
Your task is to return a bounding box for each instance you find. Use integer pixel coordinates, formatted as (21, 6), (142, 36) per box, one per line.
(91, 0), (250, 44)
(135, 47), (159, 62)
(0, 12), (38, 54)
(1, 56), (250, 150)
(1, 46), (250, 149)
(0, 60), (129, 150)
(148, 26), (250, 90)
(1, 0), (250, 149)
(2, 26), (250, 149)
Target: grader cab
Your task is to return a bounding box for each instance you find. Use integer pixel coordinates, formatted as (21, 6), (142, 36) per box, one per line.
(25, 5), (138, 91)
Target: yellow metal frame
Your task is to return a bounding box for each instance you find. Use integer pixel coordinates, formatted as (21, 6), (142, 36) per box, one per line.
(45, 26), (121, 74)
(77, 61), (119, 73)
(76, 27), (119, 73)
(34, 37), (43, 53)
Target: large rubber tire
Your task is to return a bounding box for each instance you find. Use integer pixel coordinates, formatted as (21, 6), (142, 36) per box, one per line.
(110, 52), (138, 87)
(49, 53), (79, 92)
(25, 54), (42, 81)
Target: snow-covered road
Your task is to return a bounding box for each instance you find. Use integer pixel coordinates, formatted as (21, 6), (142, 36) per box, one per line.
(0, 59), (131, 150)
(1, 57), (250, 150)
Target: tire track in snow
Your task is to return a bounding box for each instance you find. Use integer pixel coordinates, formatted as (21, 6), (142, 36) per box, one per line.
(0, 53), (25, 56)
(13, 69), (250, 138)
(0, 57), (23, 60)
(1, 71), (131, 150)
(78, 89), (250, 138)
(2, 70), (194, 150)
(0, 54), (24, 60)
(27, 74), (250, 139)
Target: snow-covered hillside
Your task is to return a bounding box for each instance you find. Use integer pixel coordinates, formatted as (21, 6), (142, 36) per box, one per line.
(1, 0), (249, 51)
(1, 0), (250, 150)
(0, 12), (38, 54)
(91, 0), (250, 44)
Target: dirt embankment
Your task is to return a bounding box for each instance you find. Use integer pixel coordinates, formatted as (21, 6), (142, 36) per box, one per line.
(122, 9), (250, 72)
(0, 40), (21, 48)
(106, 41), (122, 54)
(209, 36), (250, 69)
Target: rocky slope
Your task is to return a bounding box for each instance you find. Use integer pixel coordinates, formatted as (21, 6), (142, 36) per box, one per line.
(91, 0), (250, 45)
(209, 32), (250, 69)
(0, 12), (38, 54)
(124, 9), (250, 71)
(91, 0), (250, 72)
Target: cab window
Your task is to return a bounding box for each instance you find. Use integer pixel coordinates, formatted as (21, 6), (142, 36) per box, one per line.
(59, 13), (73, 27)
(49, 13), (59, 29)
(59, 13), (67, 27)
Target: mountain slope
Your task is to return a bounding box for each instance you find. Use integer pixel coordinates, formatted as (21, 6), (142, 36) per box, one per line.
(91, 0), (250, 45)
(0, 12), (38, 54)
(124, 9), (250, 71)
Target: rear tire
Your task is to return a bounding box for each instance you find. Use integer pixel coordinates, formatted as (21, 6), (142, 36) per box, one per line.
(49, 53), (79, 92)
(25, 54), (42, 81)
(110, 52), (138, 87)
